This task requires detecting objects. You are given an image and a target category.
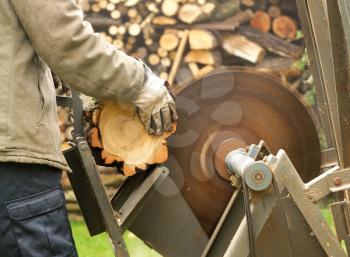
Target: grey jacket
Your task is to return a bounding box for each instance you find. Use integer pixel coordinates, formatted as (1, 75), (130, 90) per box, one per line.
(0, 0), (145, 171)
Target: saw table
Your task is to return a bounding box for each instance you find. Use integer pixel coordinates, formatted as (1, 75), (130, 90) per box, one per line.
(60, 0), (350, 256)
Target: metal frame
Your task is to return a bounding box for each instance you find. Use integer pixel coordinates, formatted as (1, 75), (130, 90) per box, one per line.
(59, 91), (175, 257)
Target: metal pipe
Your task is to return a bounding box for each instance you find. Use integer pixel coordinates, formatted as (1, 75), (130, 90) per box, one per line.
(225, 149), (272, 191)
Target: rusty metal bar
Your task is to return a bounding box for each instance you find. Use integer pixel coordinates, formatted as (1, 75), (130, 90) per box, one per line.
(273, 150), (347, 257)
(296, 0), (335, 152)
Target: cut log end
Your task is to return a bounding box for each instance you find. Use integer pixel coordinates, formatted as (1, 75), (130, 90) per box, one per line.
(272, 15), (297, 39)
(96, 102), (175, 175)
(250, 11), (271, 32)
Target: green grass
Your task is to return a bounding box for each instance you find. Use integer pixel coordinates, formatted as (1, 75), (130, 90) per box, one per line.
(70, 207), (341, 256)
(70, 220), (162, 257)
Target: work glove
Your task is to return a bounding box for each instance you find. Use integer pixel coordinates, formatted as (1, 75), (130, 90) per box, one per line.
(133, 66), (178, 135)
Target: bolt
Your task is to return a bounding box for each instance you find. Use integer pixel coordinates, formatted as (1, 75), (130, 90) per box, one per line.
(333, 177), (342, 186)
(230, 175), (241, 188)
(252, 172), (265, 183)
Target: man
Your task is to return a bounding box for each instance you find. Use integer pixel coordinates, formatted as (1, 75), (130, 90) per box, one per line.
(0, 0), (177, 256)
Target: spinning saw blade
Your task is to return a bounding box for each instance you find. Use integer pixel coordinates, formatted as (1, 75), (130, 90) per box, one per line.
(166, 68), (321, 235)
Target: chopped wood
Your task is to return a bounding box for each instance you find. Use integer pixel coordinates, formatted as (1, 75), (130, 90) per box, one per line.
(268, 5), (281, 18)
(185, 50), (222, 65)
(211, 0), (240, 21)
(161, 0), (179, 17)
(250, 11), (271, 32)
(128, 23), (141, 36)
(97, 102), (175, 174)
(189, 29), (218, 50)
(188, 62), (200, 76)
(160, 33), (180, 51)
(153, 16), (177, 25)
(110, 10), (121, 19)
(161, 57), (172, 67)
(238, 26), (303, 58)
(272, 15), (297, 39)
(241, 0), (255, 7)
(178, 4), (206, 24)
(154, 9), (253, 31)
(148, 54), (161, 66)
(157, 48), (168, 58)
(188, 63), (214, 79)
(222, 34), (266, 63)
(256, 56), (302, 78)
(89, 127), (103, 148)
(195, 65), (215, 79)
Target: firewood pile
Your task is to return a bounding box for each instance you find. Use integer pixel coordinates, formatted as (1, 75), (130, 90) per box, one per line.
(78, 0), (305, 86)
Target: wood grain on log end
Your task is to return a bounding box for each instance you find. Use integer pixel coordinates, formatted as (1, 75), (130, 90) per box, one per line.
(272, 15), (297, 39)
(98, 102), (175, 175)
(250, 11), (271, 32)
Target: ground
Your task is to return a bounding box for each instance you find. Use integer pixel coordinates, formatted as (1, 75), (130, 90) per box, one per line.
(70, 206), (339, 256)
(71, 220), (162, 257)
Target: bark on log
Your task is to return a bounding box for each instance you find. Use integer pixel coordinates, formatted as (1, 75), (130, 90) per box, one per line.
(238, 26), (302, 58)
(222, 34), (266, 63)
(211, 0), (240, 21)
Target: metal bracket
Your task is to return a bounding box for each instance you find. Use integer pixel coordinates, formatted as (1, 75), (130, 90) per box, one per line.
(328, 170), (350, 193)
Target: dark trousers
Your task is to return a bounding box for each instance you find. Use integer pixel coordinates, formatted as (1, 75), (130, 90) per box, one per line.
(0, 162), (78, 257)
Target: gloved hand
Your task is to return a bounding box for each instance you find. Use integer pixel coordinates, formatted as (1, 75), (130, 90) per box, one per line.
(133, 66), (178, 135)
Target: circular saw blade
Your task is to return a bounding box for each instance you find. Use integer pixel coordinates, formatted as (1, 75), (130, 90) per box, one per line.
(166, 68), (321, 235)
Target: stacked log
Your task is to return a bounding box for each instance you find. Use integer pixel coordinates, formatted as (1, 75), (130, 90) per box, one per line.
(79, 0), (302, 86)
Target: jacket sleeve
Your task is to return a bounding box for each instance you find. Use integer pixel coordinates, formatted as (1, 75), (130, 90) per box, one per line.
(10, 0), (145, 102)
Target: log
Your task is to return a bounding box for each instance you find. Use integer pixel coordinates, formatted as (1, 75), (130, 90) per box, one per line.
(185, 50), (222, 65)
(211, 0), (240, 21)
(272, 15), (297, 39)
(238, 26), (303, 58)
(96, 102), (175, 175)
(88, 127), (103, 148)
(161, 0), (179, 17)
(256, 56), (302, 78)
(250, 10), (271, 32)
(153, 16), (177, 25)
(148, 54), (161, 66)
(222, 34), (266, 63)
(241, 0), (255, 7)
(189, 29), (218, 50)
(178, 3), (216, 24)
(154, 10), (254, 31)
(268, 5), (281, 18)
(160, 33), (179, 51)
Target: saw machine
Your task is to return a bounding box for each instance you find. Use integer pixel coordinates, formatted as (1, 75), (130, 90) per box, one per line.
(60, 0), (350, 256)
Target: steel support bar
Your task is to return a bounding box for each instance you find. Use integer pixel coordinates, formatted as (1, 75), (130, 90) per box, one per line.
(76, 139), (129, 257)
(273, 150), (346, 257)
(296, 0), (335, 152)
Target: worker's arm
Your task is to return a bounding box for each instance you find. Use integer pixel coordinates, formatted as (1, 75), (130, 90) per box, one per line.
(10, 0), (144, 102)
(10, 0), (177, 134)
